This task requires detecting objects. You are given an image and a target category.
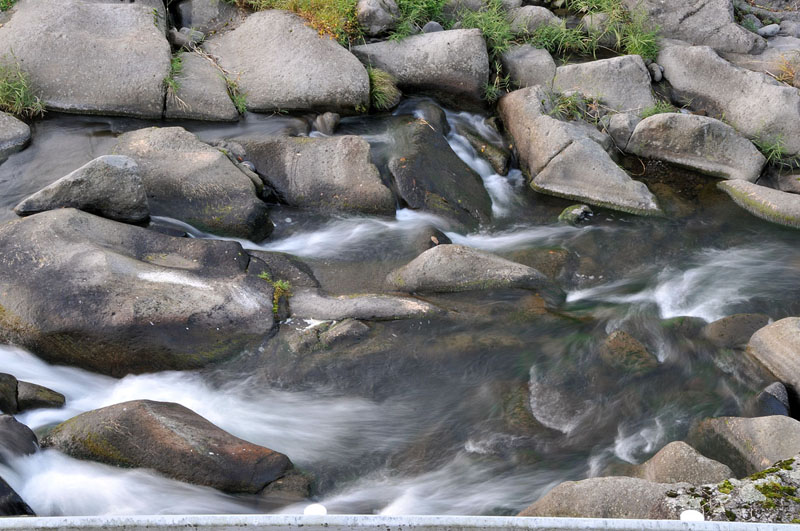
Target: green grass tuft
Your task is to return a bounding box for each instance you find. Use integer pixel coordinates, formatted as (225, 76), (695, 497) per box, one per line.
(367, 66), (401, 110)
(0, 0), (16, 11)
(224, 75), (247, 114)
(753, 134), (794, 167)
(640, 100), (677, 118)
(527, 22), (592, 56)
(390, 0), (448, 40)
(459, 0), (515, 59)
(0, 58), (45, 119)
(164, 53), (183, 94)
(621, 9), (659, 60)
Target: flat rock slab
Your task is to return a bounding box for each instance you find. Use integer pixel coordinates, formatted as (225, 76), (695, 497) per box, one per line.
(352, 29), (489, 105)
(0, 0), (170, 118)
(0, 113), (30, 163)
(205, 10), (369, 113)
(553, 55), (655, 112)
(43, 400), (292, 493)
(165, 52), (239, 122)
(718, 180), (800, 229)
(0, 208), (276, 377)
(290, 288), (441, 321)
(747, 317), (800, 405)
(627, 113), (766, 182)
(14, 155), (149, 224)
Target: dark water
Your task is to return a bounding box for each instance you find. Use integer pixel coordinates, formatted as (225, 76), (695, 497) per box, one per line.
(1, 101), (799, 516)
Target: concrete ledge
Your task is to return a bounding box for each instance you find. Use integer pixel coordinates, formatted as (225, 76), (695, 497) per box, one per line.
(0, 515), (793, 530)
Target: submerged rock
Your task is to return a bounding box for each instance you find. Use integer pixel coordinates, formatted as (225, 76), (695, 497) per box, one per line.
(0, 476), (34, 517)
(623, 441), (734, 484)
(746, 317), (800, 405)
(290, 288), (441, 321)
(43, 400), (292, 493)
(0, 209), (276, 377)
(598, 330), (658, 375)
(0, 415), (38, 464)
(558, 204), (592, 225)
(702, 313), (771, 348)
(0, 113), (30, 163)
(717, 180), (800, 229)
(14, 155), (149, 224)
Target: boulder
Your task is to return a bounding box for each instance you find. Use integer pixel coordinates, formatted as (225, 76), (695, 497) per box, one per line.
(236, 136), (395, 215)
(0, 0), (170, 118)
(0, 476), (34, 517)
(17, 381), (65, 411)
(627, 114), (766, 182)
(717, 180), (800, 229)
(172, 0), (248, 34)
(0, 112), (30, 163)
(357, 0), (398, 36)
(165, 52), (239, 122)
(688, 415), (800, 477)
(352, 29), (490, 105)
(204, 10), (369, 113)
(13, 155), (149, 224)
(625, 441), (734, 484)
(113, 127), (272, 240)
(659, 44), (800, 156)
(747, 317), (800, 406)
(290, 288), (441, 321)
(518, 476), (682, 519)
(606, 112), (641, 151)
(721, 37), (800, 82)
(598, 330), (658, 375)
(0, 209), (277, 377)
(0, 415), (38, 464)
(387, 118), (492, 228)
(500, 45), (556, 90)
(0, 374), (16, 414)
(702, 313), (771, 348)
(620, 0), (765, 54)
(508, 6), (560, 34)
(553, 55), (656, 113)
(745, 382), (791, 418)
(43, 400), (292, 493)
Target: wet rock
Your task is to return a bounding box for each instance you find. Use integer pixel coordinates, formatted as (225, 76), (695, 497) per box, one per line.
(114, 127), (272, 240)
(462, 130), (510, 175)
(357, 0), (399, 36)
(659, 43), (800, 156)
(518, 476), (684, 518)
(290, 288), (441, 321)
(620, 0), (765, 54)
(236, 136), (394, 215)
(205, 11), (369, 113)
(554, 55), (656, 113)
(165, 52), (239, 122)
(319, 319), (370, 347)
(0, 415), (38, 464)
(598, 330), (659, 375)
(500, 45), (556, 90)
(17, 381), (65, 412)
(508, 6), (560, 34)
(313, 112), (340, 136)
(0, 0), (170, 118)
(43, 400), (292, 493)
(717, 180), (800, 229)
(759, 23), (781, 37)
(745, 382), (791, 418)
(0, 209), (276, 377)
(13, 155), (149, 224)
(0, 476), (34, 517)
(628, 114), (766, 182)
(352, 29), (490, 105)
(0, 374), (17, 414)
(247, 251), (320, 290)
(0, 112), (30, 163)
(606, 112), (641, 151)
(747, 317), (800, 406)
(388, 118), (492, 228)
(173, 0), (247, 34)
(558, 204), (591, 225)
(688, 415), (800, 477)
(258, 469), (312, 505)
(624, 441), (734, 484)
(702, 313), (771, 348)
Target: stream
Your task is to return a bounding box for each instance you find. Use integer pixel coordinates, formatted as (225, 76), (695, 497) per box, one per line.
(1, 99), (800, 516)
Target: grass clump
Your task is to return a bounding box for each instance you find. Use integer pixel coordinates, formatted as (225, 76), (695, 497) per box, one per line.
(549, 92), (602, 123)
(224, 75), (247, 114)
(752, 134), (799, 168)
(259, 271), (292, 315)
(0, 0), (16, 11)
(528, 22), (592, 56)
(391, 0), (448, 40)
(562, 0), (660, 60)
(718, 479), (734, 494)
(460, 0), (515, 58)
(367, 66), (401, 110)
(164, 53), (183, 95)
(640, 100), (677, 118)
(0, 59), (45, 119)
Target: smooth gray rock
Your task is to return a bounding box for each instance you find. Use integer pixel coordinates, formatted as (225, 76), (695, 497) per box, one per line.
(165, 52), (239, 122)
(702, 313), (771, 348)
(0, 476), (34, 517)
(626, 441), (734, 484)
(236, 135), (395, 215)
(17, 381), (65, 411)
(205, 10), (369, 113)
(0, 0), (170, 118)
(689, 415), (800, 477)
(621, 0), (766, 54)
(718, 180), (800, 229)
(0, 374), (16, 415)
(659, 44), (800, 156)
(357, 0), (399, 36)
(722, 37), (800, 82)
(500, 45), (556, 90)
(173, 0), (247, 34)
(554, 55), (656, 112)
(319, 319), (370, 347)
(606, 112), (641, 151)
(312, 112), (340, 135)
(422, 21), (444, 32)
(759, 23), (781, 37)
(0, 113), (30, 163)
(508, 6), (560, 34)
(0, 209), (277, 377)
(627, 114), (766, 182)
(352, 29), (490, 104)
(746, 382), (791, 417)
(43, 400), (292, 493)
(290, 288), (441, 321)
(747, 317), (800, 405)
(648, 62), (663, 82)
(0, 415), (38, 464)
(14, 155), (149, 223)
(114, 127), (272, 240)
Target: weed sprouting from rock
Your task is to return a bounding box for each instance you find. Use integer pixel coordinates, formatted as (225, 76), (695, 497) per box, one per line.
(367, 66), (401, 110)
(0, 58), (45, 118)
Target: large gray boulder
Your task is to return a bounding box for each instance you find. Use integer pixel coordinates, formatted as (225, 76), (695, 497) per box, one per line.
(204, 10), (369, 113)
(624, 441), (734, 484)
(43, 400), (292, 493)
(627, 113), (766, 182)
(0, 0), (170, 118)
(747, 318), (800, 405)
(553, 55), (655, 113)
(718, 180), (800, 229)
(352, 29), (490, 105)
(290, 288), (441, 321)
(500, 45), (556, 90)
(659, 44), (800, 156)
(620, 0), (765, 54)
(0, 113), (30, 163)
(236, 136), (395, 215)
(0, 209), (277, 377)
(165, 52), (239, 122)
(114, 127), (271, 240)
(689, 415), (800, 477)
(14, 155), (149, 224)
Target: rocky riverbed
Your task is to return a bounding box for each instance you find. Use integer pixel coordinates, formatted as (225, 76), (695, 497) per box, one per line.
(1, 0), (800, 523)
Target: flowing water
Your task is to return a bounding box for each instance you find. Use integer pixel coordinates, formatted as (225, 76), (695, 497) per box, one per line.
(1, 100), (800, 516)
